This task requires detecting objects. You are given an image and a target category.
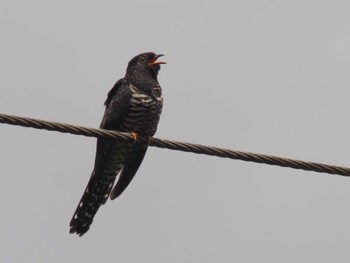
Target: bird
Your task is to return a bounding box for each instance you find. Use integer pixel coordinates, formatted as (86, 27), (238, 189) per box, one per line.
(70, 52), (165, 236)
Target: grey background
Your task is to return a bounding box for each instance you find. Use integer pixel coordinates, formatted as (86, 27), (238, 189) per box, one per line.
(1, 0), (350, 262)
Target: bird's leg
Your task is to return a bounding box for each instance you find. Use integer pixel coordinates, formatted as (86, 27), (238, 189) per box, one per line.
(129, 132), (152, 147)
(130, 131), (138, 142)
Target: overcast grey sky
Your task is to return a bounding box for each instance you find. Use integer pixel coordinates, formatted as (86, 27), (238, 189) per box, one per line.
(1, 0), (350, 262)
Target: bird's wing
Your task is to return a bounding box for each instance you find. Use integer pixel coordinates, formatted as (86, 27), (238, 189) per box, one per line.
(110, 145), (148, 200)
(101, 78), (131, 129)
(92, 78), (132, 176)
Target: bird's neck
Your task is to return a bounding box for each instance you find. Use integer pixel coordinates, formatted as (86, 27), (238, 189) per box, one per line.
(126, 71), (159, 93)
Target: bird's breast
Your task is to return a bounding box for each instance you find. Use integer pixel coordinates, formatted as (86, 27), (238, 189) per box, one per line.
(120, 85), (163, 136)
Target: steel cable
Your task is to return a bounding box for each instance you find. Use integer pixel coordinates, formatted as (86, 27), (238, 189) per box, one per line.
(1, 112), (349, 177)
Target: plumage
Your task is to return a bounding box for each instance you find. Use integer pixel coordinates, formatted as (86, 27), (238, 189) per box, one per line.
(70, 52), (165, 236)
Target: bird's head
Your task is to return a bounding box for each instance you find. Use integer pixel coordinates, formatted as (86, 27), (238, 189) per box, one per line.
(126, 52), (166, 81)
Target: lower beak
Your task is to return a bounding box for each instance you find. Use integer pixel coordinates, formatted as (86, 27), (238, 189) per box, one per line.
(148, 54), (166, 65)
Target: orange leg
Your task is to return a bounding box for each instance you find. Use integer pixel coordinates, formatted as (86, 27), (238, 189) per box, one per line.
(129, 132), (152, 146)
(130, 132), (138, 142)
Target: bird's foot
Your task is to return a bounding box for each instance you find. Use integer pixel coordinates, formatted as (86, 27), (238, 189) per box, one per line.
(130, 132), (152, 147)
(130, 132), (138, 142)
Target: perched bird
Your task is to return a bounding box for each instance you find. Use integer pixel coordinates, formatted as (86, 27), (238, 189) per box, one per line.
(70, 52), (165, 236)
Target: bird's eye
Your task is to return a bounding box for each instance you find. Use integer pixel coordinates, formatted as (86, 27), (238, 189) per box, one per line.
(138, 56), (146, 63)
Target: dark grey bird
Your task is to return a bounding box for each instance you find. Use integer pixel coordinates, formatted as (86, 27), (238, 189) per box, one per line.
(70, 52), (165, 236)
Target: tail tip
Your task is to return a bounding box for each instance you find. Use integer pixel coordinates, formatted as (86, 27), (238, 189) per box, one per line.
(69, 222), (91, 236)
(69, 215), (93, 236)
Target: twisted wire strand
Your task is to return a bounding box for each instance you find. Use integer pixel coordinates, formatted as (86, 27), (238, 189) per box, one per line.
(1, 112), (349, 177)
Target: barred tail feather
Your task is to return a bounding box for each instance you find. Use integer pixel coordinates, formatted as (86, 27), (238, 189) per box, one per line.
(69, 172), (114, 236)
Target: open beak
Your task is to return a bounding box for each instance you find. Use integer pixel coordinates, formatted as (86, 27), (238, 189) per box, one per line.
(148, 54), (166, 65)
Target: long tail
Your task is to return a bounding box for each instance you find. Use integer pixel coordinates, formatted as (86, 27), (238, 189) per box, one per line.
(70, 140), (142, 235)
(69, 169), (118, 236)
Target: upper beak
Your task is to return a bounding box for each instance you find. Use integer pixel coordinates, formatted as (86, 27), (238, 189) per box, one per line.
(148, 54), (166, 65)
